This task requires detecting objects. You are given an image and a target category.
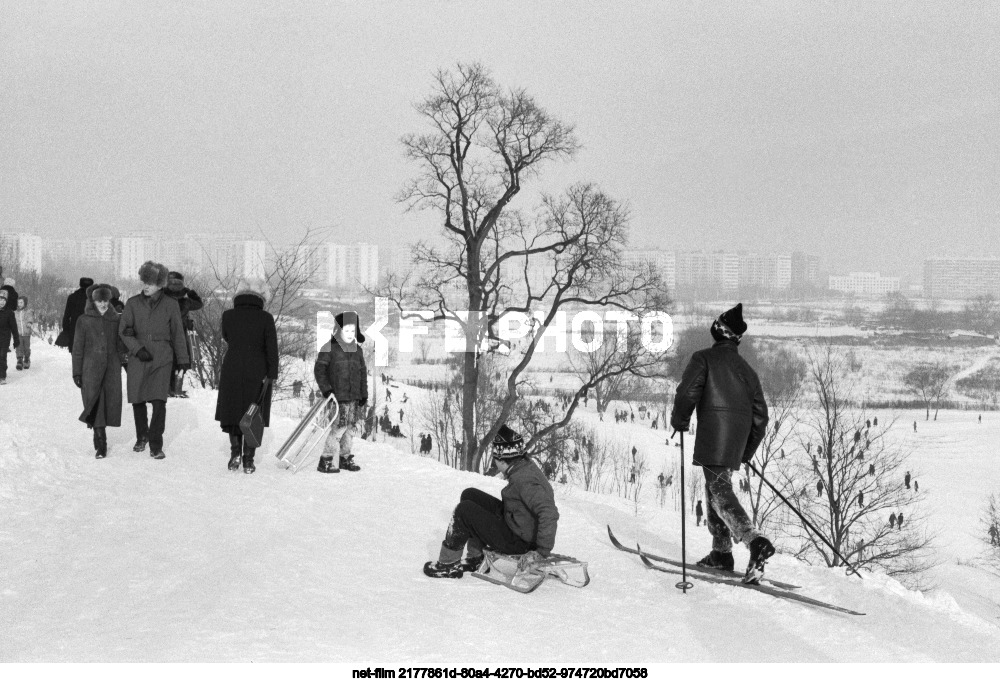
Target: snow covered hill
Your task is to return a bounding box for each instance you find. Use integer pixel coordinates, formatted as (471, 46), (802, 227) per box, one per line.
(2, 342), (1000, 663)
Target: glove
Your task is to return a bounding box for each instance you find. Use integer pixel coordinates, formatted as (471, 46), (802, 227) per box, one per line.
(136, 348), (153, 362)
(73, 375), (82, 388)
(177, 363), (191, 371)
(517, 550), (545, 572)
(358, 399), (368, 408)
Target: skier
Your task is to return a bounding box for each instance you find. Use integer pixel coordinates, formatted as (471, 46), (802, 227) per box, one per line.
(905, 471), (911, 489)
(695, 500), (704, 527)
(913, 421), (917, 432)
(914, 480), (919, 492)
(989, 523), (998, 546)
(71, 284), (126, 459)
(897, 513), (904, 528)
(869, 463), (876, 477)
(119, 261), (190, 460)
(817, 479), (824, 496)
(858, 490), (864, 507)
(979, 414), (982, 424)
(0, 289), (20, 385)
(14, 297), (34, 370)
(214, 289), (278, 474)
(873, 416), (878, 426)
(162, 272), (203, 398)
(292, 380), (302, 398)
(58, 277), (93, 352)
(889, 512), (896, 529)
(670, 303), (774, 584)
(423, 424), (559, 578)
(314, 311), (368, 473)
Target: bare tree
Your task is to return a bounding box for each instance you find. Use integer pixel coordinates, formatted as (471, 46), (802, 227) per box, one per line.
(981, 493), (1000, 570)
(903, 361), (955, 421)
(964, 294), (1000, 336)
(383, 63), (669, 472)
(790, 347), (936, 586)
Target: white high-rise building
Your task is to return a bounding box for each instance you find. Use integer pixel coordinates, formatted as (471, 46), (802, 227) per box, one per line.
(326, 243), (379, 290)
(622, 249), (676, 290)
(0, 232), (43, 274)
(828, 272), (900, 297)
(116, 236), (148, 280)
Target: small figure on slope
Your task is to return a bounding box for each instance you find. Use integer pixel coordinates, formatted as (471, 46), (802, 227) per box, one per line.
(423, 424), (559, 579)
(670, 303), (775, 584)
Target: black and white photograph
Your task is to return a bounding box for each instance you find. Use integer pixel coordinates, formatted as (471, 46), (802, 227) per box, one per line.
(2, 0), (1000, 672)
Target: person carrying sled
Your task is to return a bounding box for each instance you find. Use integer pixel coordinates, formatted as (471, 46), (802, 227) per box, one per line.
(72, 284), (127, 458)
(313, 311), (368, 473)
(670, 303), (774, 584)
(423, 424), (560, 579)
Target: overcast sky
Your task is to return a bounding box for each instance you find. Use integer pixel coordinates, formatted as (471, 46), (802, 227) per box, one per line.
(2, 0), (998, 279)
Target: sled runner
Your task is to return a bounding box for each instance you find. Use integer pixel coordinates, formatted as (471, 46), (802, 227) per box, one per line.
(471, 550), (590, 594)
(274, 394), (339, 473)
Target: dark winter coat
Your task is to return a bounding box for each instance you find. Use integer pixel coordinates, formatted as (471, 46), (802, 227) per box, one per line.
(0, 308), (19, 351)
(215, 293), (279, 428)
(670, 339), (769, 470)
(61, 287), (89, 351)
(163, 285), (204, 330)
(119, 290), (189, 403)
(501, 458), (560, 556)
(314, 336), (368, 403)
(1, 284), (18, 312)
(72, 300), (126, 427)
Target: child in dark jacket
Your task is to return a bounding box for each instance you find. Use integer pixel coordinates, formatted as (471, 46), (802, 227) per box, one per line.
(313, 311), (368, 473)
(424, 424), (560, 579)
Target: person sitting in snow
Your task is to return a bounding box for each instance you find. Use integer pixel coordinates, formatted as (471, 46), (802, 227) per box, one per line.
(423, 424), (560, 579)
(670, 303), (774, 584)
(313, 311), (368, 473)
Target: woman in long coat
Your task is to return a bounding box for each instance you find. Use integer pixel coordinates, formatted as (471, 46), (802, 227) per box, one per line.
(215, 289), (278, 474)
(119, 261), (189, 460)
(71, 284), (127, 459)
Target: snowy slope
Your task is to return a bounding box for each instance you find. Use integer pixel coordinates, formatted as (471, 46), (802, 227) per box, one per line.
(2, 343), (1000, 663)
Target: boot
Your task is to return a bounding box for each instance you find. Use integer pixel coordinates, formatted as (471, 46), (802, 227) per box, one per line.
(94, 427), (107, 459)
(15, 359), (23, 371)
(696, 550), (735, 572)
(317, 455), (339, 474)
(744, 537), (776, 585)
(459, 554), (484, 573)
(23, 359), (30, 369)
(339, 454), (361, 472)
(228, 434), (242, 471)
(422, 561), (463, 579)
(243, 447), (256, 474)
(133, 435), (148, 452)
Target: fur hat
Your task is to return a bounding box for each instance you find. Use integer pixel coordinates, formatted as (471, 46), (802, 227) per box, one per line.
(138, 261), (169, 287)
(334, 310), (365, 343)
(234, 289), (267, 304)
(87, 283), (117, 303)
(167, 271), (185, 290)
(491, 424), (525, 459)
(80, 277), (94, 289)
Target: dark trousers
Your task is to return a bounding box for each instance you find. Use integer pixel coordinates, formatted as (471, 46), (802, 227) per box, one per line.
(133, 400), (167, 450)
(0, 349), (7, 378)
(443, 488), (531, 557)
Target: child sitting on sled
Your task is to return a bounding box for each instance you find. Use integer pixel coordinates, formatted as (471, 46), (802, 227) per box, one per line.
(423, 424), (560, 578)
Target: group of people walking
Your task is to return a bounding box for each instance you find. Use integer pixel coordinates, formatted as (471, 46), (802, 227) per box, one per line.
(0, 269), (34, 383)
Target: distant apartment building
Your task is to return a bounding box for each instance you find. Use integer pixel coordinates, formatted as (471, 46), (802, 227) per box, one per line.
(0, 232), (43, 274)
(621, 249), (676, 290)
(675, 250), (739, 291)
(738, 252), (791, 291)
(923, 257), (1000, 299)
(828, 272), (900, 297)
(791, 251), (820, 289)
(323, 242), (379, 291)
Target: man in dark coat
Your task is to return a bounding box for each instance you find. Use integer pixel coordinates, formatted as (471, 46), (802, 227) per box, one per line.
(119, 261), (189, 460)
(72, 284), (126, 458)
(671, 303), (773, 584)
(313, 311), (369, 473)
(0, 288), (20, 384)
(214, 289), (278, 474)
(59, 277), (93, 352)
(163, 271), (203, 398)
(423, 424), (560, 579)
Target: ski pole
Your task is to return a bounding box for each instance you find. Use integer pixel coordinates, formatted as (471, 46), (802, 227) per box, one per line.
(674, 430), (693, 593)
(748, 462), (864, 579)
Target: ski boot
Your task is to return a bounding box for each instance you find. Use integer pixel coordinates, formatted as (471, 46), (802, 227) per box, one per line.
(696, 550), (735, 572)
(228, 434), (242, 471)
(133, 436), (148, 452)
(459, 554), (484, 573)
(423, 561), (463, 579)
(243, 448), (256, 474)
(94, 427), (107, 459)
(317, 455), (339, 474)
(339, 454), (361, 472)
(743, 536), (776, 585)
